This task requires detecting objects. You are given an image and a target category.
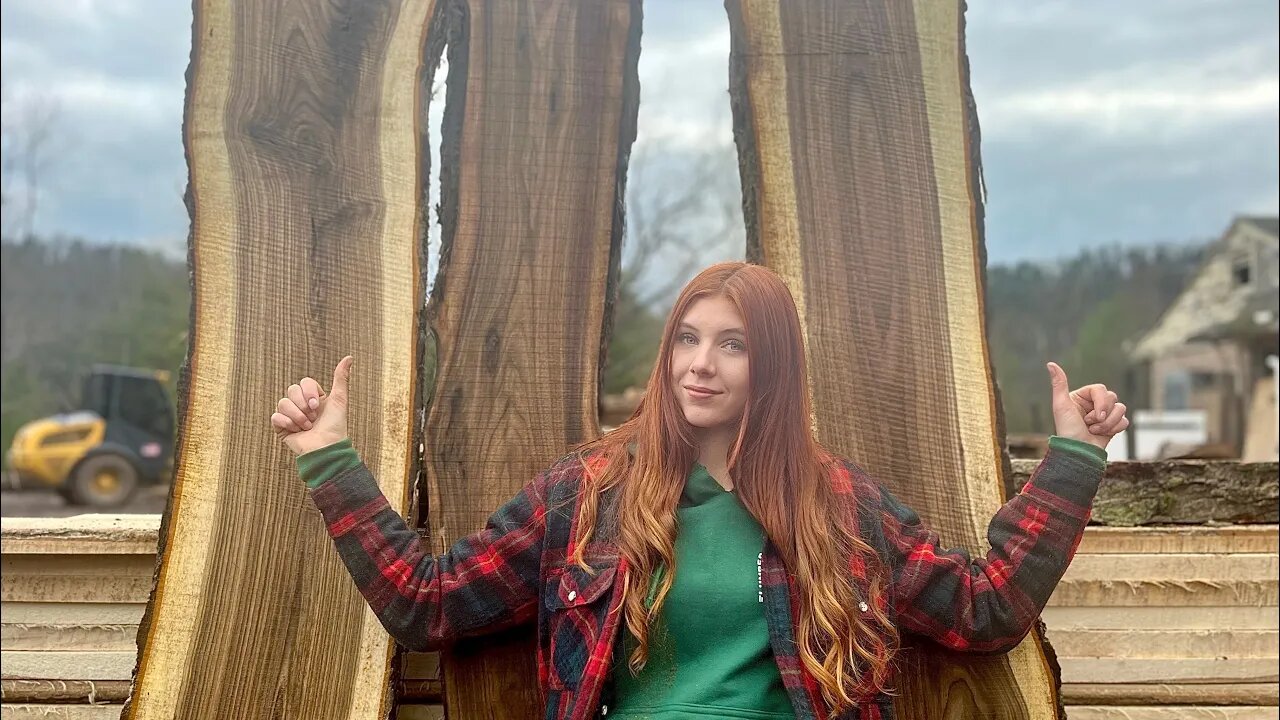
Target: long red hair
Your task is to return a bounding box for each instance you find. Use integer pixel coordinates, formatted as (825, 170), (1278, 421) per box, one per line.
(573, 262), (898, 709)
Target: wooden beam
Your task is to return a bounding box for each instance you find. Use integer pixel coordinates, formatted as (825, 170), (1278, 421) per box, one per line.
(1010, 460), (1280, 526)
(1047, 578), (1277, 607)
(397, 651), (443, 702)
(1045, 628), (1279, 659)
(1, 554), (161, 603)
(1, 603), (145, 626)
(1, 624), (139, 652)
(423, 0), (640, 717)
(399, 680), (444, 703)
(1, 680), (131, 704)
(727, 1), (1059, 717)
(1057, 658), (1279, 685)
(0, 706), (121, 720)
(1062, 682), (1280, 706)
(1064, 553), (1278, 581)
(1042, 606), (1279, 632)
(1075, 525), (1279, 555)
(124, 0), (443, 718)
(2, 554), (154, 578)
(2, 577), (150, 604)
(1, 652), (135, 681)
(0, 516), (160, 555)
(1064, 708), (1280, 720)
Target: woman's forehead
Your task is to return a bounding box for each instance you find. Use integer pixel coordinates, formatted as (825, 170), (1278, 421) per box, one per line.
(679, 296), (745, 332)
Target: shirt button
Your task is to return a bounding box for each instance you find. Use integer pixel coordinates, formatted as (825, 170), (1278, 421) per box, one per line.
(568, 590), (578, 602)
(858, 601), (869, 612)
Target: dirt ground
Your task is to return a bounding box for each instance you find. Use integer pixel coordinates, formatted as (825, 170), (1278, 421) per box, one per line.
(0, 485), (169, 517)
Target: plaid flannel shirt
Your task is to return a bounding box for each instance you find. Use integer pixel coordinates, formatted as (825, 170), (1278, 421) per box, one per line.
(306, 440), (1104, 720)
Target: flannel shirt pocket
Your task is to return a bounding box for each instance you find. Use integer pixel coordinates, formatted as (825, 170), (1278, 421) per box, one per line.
(544, 563), (617, 690)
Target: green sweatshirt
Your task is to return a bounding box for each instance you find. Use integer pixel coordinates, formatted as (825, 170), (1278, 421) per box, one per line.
(297, 436), (1106, 720)
(607, 461), (794, 719)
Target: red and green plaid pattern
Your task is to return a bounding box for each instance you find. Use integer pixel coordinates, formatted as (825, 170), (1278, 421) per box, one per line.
(307, 440), (1102, 720)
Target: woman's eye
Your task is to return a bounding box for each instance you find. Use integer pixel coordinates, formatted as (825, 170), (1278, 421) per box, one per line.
(679, 333), (698, 345)
(724, 339), (745, 352)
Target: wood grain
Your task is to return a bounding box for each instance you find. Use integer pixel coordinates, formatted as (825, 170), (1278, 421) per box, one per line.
(0, 706), (122, 720)
(1042, 606), (1279, 632)
(2, 624), (140, 652)
(1, 680), (131, 704)
(726, 0), (1059, 717)
(1065, 709), (1279, 720)
(1010, 459), (1280, 525)
(1047, 629), (1278, 659)
(0, 516), (160, 556)
(2, 652), (135, 681)
(422, 0), (640, 717)
(1062, 683), (1280, 706)
(123, 0), (441, 718)
(1073, 525), (1279, 555)
(1057, 658), (1279, 685)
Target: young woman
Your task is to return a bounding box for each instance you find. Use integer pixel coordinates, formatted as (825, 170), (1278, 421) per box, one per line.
(272, 262), (1127, 720)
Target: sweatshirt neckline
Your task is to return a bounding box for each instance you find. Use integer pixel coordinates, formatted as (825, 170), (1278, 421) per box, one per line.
(681, 462), (734, 507)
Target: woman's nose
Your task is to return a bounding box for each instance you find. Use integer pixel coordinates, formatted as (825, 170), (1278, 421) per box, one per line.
(689, 349), (715, 375)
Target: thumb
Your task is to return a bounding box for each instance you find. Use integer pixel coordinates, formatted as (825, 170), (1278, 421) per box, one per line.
(1046, 361), (1072, 411)
(330, 355), (354, 405)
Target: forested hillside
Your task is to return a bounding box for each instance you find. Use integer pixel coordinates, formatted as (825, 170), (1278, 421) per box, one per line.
(0, 237), (1203, 453)
(0, 239), (189, 450)
(987, 244), (1204, 433)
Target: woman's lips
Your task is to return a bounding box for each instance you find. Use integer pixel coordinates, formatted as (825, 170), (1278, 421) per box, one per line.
(684, 386), (721, 400)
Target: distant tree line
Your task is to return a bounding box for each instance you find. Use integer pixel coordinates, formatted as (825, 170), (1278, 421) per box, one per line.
(0, 234), (1203, 454)
(985, 244), (1204, 434)
(0, 238), (189, 451)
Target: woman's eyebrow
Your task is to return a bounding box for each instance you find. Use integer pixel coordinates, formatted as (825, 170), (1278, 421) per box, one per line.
(678, 322), (746, 336)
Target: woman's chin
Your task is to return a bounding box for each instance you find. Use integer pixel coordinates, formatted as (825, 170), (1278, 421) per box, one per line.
(682, 409), (730, 431)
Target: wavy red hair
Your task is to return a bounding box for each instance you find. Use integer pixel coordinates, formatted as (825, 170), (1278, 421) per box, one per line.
(573, 262), (898, 710)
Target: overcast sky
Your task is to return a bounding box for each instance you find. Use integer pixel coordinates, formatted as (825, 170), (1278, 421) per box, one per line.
(2, 1), (1276, 266)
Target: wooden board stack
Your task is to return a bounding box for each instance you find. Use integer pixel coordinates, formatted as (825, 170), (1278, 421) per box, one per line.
(2, 515), (156, 720)
(1045, 525), (1279, 719)
(5, 518), (1274, 718)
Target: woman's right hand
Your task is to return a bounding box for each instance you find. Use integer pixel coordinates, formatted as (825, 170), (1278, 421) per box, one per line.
(272, 355), (354, 456)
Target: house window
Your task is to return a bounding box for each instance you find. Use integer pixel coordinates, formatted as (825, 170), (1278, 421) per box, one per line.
(1264, 249), (1279, 288)
(1233, 256), (1252, 287)
(1191, 372), (1217, 389)
(1164, 370), (1191, 410)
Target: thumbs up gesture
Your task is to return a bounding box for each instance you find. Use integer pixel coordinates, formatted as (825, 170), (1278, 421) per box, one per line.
(271, 355), (354, 456)
(1046, 361), (1129, 450)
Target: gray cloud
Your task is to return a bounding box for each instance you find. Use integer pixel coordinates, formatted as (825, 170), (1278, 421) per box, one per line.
(1, 0), (1275, 266)
(967, 0), (1279, 260)
(2, 0), (190, 255)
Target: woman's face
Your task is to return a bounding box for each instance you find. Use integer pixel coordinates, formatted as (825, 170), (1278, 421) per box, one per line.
(669, 295), (750, 435)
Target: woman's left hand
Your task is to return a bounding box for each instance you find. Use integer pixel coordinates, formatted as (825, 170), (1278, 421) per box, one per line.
(1046, 361), (1130, 450)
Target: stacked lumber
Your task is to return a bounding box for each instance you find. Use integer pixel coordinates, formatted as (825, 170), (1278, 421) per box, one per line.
(3, 513), (1277, 718)
(0, 516), (452, 720)
(0, 516), (448, 719)
(1, 515), (155, 719)
(1044, 525), (1280, 718)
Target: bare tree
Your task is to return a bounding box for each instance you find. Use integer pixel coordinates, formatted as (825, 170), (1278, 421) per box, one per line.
(622, 136), (744, 308)
(604, 125), (746, 393)
(1, 91), (62, 240)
